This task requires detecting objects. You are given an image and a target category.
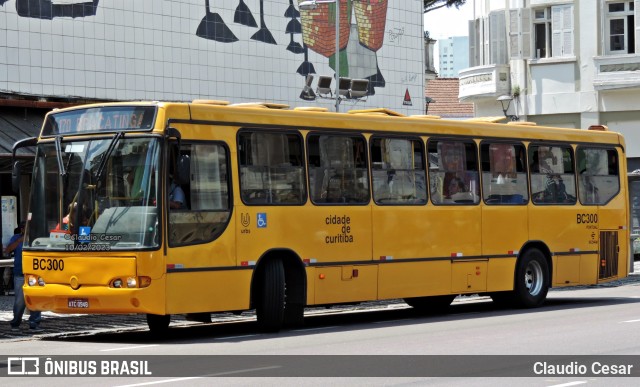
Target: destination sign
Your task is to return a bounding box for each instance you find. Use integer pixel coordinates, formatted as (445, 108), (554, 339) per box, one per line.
(42, 106), (156, 136)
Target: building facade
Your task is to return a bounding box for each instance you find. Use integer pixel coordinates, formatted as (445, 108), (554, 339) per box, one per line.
(0, 0), (428, 246)
(459, 0), (640, 168)
(438, 36), (469, 77)
(0, 0), (425, 114)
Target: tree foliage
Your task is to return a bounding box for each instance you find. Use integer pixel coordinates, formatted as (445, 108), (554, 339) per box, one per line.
(424, 0), (467, 14)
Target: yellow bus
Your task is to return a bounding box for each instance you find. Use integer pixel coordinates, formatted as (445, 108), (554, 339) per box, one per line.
(13, 101), (629, 332)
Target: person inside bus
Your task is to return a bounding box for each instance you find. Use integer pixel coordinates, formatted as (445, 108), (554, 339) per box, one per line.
(54, 201), (89, 234)
(446, 177), (466, 197)
(444, 176), (473, 203)
(169, 176), (186, 210)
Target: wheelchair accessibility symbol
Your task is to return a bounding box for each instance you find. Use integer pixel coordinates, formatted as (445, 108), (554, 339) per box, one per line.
(257, 213), (267, 228)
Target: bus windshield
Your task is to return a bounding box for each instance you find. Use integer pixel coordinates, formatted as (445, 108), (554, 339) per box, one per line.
(25, 136), (161, 251)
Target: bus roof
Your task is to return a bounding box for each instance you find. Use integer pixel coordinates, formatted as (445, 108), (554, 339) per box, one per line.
(41, 101), (626, 149)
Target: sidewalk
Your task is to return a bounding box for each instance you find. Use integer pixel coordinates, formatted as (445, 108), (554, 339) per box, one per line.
(0, 293), (156, 340)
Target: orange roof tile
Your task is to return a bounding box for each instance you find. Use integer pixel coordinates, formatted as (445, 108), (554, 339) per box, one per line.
(425, 78), (474, 118)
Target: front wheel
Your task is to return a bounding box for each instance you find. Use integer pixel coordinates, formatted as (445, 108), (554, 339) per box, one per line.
(513, 248), (549, 307)
(256, 259), (285, 332)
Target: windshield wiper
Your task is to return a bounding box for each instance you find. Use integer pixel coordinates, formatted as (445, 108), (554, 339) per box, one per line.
(54, 136), (66, 177)
(94, 132), (124, 184)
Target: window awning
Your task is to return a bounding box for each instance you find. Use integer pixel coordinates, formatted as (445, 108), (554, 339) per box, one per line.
(0, 107), (46, 173)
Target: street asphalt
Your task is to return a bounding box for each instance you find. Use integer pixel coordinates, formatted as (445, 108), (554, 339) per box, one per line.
(1, 262), (639, 341)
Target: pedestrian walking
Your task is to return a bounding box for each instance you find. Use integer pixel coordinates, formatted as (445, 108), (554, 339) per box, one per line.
(4, 222), (42, 331)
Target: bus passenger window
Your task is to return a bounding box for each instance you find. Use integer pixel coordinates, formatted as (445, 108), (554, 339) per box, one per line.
(238, 131), (306, 205)
(577, 147), (619, 205)
(371, 137), (426, 205)
(529, 145), (576, 205)
(308, 134), (369, 204)
(481, 142), (528, 205)
(428, 139), (479, 205)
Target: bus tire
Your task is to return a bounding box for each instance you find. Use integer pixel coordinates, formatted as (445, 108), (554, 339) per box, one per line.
(283, 303), (304, 328)
(146, 314), (170, 333)
(513, 248), (549, 307)
(256, 259), (285, 332)
(404, 295), (456, 313)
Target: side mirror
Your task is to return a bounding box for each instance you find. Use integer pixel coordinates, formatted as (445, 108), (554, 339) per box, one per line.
(12, 160), (22, 193)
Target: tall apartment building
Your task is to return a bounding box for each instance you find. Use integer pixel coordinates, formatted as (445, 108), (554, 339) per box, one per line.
(458, 0), (640, 169)
(438, 36), (470, 77)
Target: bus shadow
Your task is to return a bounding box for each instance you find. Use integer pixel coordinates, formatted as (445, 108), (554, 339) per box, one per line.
(42, 295), (640, 344)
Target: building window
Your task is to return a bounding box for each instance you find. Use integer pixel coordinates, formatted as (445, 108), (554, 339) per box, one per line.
(528, 4), (574, 58)
(605, 1), (635, 54)
(533, 7), (552, 58)
(469, 10), (507, 66)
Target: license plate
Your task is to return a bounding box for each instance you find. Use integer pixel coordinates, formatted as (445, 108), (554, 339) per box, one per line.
(68, 298), (89, 308)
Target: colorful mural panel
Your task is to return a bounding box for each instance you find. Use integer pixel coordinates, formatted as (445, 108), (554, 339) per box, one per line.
(0, 0), (424, 113)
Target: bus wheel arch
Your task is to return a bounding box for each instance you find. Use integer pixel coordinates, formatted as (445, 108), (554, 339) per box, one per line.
(490, 241), (552, 308)
(251, 249), (307, 331)
(513, 242), (551, 307)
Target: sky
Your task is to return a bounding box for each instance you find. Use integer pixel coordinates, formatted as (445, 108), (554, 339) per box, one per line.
(423, 2), (474, 72)
(423, 1), (474, 40)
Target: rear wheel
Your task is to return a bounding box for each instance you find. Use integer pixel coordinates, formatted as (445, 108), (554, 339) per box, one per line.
(256, 259), (285, 332)
(404, 295), (456, 313)
(146, 314), (170, 333)
(513, 248), (549, 307)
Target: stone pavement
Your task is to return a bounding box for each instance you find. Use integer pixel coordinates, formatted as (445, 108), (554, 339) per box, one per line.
(0, 294), (154, 340)
(1, 262), (639, 341)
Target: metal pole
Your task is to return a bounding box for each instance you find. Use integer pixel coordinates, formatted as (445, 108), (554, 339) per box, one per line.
(335, 0), (340, 112)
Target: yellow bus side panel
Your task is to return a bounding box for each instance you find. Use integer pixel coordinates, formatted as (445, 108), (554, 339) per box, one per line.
(529, 207), (590, 257)
(452, 260), (487, 293)
(482, 207), (528, 257)
(378, 261), (451, 299)
(551, 254), (599, 288)
(236, 206), (372, 265)
(580, 254), (598, 285)
(313, 265), (377, 305)
(553, 255), (581, 285)
(486, 258), (516, 291)
(165, 270), (252, 314)
(305, 267), (316, 305)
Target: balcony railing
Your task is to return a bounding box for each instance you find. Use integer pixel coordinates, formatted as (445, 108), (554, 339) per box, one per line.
(594, 54), (640, 90)
(458, 64), (511, 101)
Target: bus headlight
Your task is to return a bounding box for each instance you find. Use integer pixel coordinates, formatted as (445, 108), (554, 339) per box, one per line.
(126, 277), (137, 288)
(37, 277), (46, 286)
(112, 279), (123, 288)
(28, 275), (37, 286)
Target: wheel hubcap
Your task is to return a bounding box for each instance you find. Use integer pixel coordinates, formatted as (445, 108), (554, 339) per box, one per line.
(525, 260), (543, 296)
